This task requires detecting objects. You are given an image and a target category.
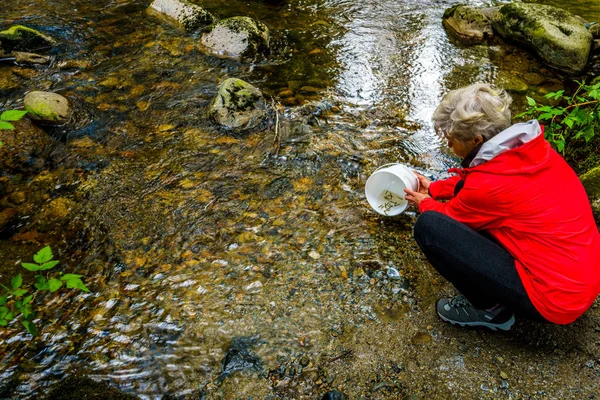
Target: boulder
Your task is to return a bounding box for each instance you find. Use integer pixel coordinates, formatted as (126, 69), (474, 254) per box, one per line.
(207, 78), (267, 133)
(147, 0), (215, 31)
(491, 3), (593, 75)
(24, 91), (72, 125)
(0, 25), (56, 54)
(0, 118), (53, 173)
(589, 24), (599, 39)
(200, 17), (270, 60)
(580, 166), (600, 222)
(442, 5), (494, 44)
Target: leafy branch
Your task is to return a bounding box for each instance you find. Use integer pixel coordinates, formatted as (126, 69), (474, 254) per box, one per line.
(517, 78), (600, 153)
(0, 246), (90, 337)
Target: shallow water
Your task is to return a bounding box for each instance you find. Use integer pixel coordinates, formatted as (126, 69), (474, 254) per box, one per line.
(1, 0), (600, 398)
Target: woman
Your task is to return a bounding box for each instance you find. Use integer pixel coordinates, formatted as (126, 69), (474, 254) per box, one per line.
(404, 83), (600, 331)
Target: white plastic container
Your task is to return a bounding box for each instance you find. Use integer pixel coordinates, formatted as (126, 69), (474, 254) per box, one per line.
(365, 163), (419, 216)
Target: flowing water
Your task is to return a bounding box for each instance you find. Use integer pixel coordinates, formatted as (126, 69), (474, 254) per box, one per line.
(1, 0), (600, 399)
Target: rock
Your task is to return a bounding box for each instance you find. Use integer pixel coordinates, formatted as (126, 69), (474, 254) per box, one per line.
(491, 3), (593, 75)
(200, 16), (270, 60)
(322, 391), (347, 400)
(14, 51), (51, 65)
(581, 166), (600, 199)
(523, 72), (546, 86)
(0, 208), (18, 234)
(36, 197), (76, 232)
(46, 375), (140, 399)
(442, 5), (494, 44)
(0, 25), (56, 54)
(590, 24), (600, 39)
(0, 68), (20, 91)
(495, 71), (528, 93)
(24, 91), (72, 125)
(218, 337), (263, 382)
(147, 0), (215, 32)
(0, 118), (52, 173)
(207, 78), (267, 133)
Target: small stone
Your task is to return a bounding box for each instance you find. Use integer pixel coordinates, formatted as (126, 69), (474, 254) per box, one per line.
(500, 371), (509, 380)
(278, 89), (294, 97)
(245, 281), (263, 292)
(309, 250), (320, 260)
(8, 191), (26, 205)
(387, 267), (402, 280)
(24, 91), (72, 125)
(14, 51), (50, 65)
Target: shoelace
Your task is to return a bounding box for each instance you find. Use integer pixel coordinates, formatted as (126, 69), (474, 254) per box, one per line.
(448, 295), (470, 308)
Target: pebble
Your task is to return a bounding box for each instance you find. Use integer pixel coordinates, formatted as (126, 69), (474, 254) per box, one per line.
(245, 281), (263, 292)
(387, 267), (402, 280)
(500, 371), (509, 380)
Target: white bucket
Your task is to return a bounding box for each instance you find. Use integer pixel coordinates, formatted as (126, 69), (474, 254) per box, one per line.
(365, 163), (419, 216)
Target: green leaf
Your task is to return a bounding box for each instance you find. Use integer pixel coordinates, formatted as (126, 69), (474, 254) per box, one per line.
(556, 140), (565, 153)
(65, 278), (90, 292)
(538, 113), (554, 120)
(0, 120), (15, 130)
(6, 311), (14, 321)
(22, 320), (37, 336)
(34, 276), (49, 291)
(21, 305), (33, 319)
(12, 289), (28, 297)
(33, 246), (54, 264)
(48, 278), (63, 293)
(11, 274), (22, 289)
(0, 110), (27, 121)
(39, 260), (60, 271)
(0, 319), (7, 326)
(0, 294), (6, 306)
(526, 96), (536, 106)
(564, 118), (574, 129)
(0, 306), (8, 318)
(23, 295), (33, 305)
(22, 262), (42, 272)
(60, 274), (83, 281)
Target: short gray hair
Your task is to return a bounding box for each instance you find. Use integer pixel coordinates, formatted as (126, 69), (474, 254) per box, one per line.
(433, 83), (512, 142)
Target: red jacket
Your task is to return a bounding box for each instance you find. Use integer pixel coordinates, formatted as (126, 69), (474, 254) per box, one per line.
(420, 121), (600, 324)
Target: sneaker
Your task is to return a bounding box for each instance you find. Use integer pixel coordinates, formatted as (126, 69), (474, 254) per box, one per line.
(436, 295), (515, 331)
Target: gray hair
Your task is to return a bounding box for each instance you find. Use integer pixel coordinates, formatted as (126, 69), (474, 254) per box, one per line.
(433, 83), (512, 142)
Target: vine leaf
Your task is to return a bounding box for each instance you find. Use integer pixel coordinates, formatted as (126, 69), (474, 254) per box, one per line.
(33, 246), (54, 264)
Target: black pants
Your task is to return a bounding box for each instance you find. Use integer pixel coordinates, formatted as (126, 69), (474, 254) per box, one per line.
(414, 211), (547, 322)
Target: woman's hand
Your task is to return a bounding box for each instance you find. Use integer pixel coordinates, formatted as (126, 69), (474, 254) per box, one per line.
(414, 172), (431, 195)
(404, 187), (430, 207)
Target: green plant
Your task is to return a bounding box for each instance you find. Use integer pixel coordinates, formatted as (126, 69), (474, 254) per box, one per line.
(517, 78), (600, 153)
(0, 246), (90, 337)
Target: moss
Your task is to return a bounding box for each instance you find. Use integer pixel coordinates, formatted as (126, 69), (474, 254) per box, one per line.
(0, 25), (56, 53)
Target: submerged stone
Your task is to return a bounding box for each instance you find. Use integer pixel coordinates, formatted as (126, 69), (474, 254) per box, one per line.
(218, 337), (263, 382)
(491, 3), (593, 75)
(207, 78), (267, 133)
(0, 118), (52, 173)
(14, 51), (51, 65)
(442, 5), (494, 44)
(200, 16), (270, 60)
(24, 91), (72, 125)
(0, 25), (56, 54)
(147, 0), (215, 32)
(47, 375), (140, 399)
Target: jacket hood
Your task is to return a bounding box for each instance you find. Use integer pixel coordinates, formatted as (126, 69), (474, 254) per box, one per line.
(470, 120), (543, 168)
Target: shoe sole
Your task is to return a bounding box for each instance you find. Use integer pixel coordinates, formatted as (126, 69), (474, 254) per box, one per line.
(437, 313), (515, 331)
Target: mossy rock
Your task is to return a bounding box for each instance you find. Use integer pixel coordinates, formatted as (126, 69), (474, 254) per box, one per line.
(200, 16), (270, 60)
(24, 91), (72, 125)
(590, 24), (600, 39)
(442, 5), (494, 44)
(491, 3), (593, 75)
(147, 0), (215, 31)
(495, 71), (528, 93)
(580, 166), (600, 200)
(0, 25), (56, 54)
(207, 78), (267, 133)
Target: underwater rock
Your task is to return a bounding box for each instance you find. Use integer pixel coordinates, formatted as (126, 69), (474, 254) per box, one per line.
(36, 197), (76, 232)
(218, 336), (263, 382)
(589, 24), (600, 39)
(200, 16), (270, 60)
(0, 208), (18, 234)
(0, 118), (52, 173)
(0, 25), (56, 54)
(442, 5), (494, 44)
(24, 91), (72, 125)
(322, 390), (347, 400)
(207, 78), (267, 133)
(147, 0), (215, 32)
(14, 51), (51, 65)
(491, 3), (593, 75)
(495, 71), (528, 93)
(46, 375), (140, 399)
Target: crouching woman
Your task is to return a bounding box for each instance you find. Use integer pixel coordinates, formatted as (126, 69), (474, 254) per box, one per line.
(404, 83), (600, 330)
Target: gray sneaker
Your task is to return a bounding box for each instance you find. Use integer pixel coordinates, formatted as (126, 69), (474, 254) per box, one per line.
(436, 295), (515, 331)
